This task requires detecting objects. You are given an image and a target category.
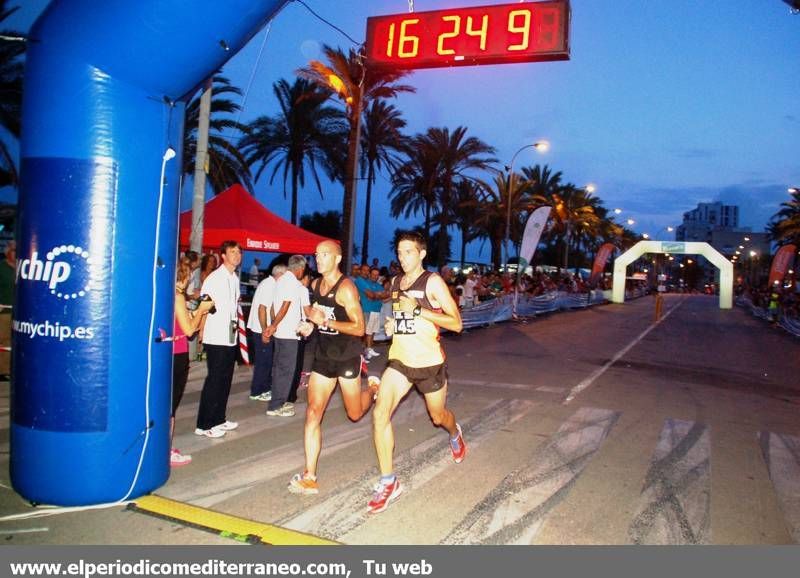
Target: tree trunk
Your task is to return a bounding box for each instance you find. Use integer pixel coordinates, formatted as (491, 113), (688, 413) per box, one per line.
(460, 229), (467, 269)
(437, 177), (451, 268)
(360, 163), (375, 264)
(189, 78), (212, 253)
(290, 163), (299, 225)
(491, 238), (502, 270)
(341, 85), (363, 274)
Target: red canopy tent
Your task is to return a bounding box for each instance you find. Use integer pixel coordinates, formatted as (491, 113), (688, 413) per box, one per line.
(179, 184), (332, 253)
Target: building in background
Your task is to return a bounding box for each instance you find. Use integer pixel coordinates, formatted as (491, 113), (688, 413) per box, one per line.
(675, 202), (770, 287)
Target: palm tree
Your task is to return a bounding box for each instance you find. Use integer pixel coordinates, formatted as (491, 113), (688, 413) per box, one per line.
(416, 126), (497, 267)
(182, 76), (253, 195)
(299, 44), (415, 265)
(389, 140), (439, 232)
(359, 99), (408, 263)
(300, 210), (342, 240)
(521, 164), (563, 205)
(569, 191), (605, 268)
(450, 179), (485, 269)
(769, 188), (800, 247)
(0, 1), (25, 188)
(547, 184), (600, 271)
(241, 78), (347, 224)
(470, 172), (534, 267)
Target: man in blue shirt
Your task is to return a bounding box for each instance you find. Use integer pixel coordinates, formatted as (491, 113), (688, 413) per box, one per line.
(354, 264), (386, 360)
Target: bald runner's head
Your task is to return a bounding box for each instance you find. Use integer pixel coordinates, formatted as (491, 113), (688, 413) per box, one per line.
(314, 240), (343, 275)
(317, 240), (341, 256)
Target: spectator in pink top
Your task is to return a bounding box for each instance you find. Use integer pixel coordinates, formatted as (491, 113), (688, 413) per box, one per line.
(171, 256), (215, 466)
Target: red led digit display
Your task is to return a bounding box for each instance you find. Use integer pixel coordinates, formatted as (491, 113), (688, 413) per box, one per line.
(365, 1), (570, 70)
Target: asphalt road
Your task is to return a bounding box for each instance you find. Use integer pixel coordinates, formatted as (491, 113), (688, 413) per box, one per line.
(1, 293), (798, 545)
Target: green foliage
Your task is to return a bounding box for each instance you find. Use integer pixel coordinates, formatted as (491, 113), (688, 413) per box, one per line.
(182, 76), (253, 195)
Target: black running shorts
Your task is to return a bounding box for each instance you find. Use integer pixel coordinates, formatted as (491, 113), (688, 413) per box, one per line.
(311, 355), (362, 380)
(386, 359), (448, 394)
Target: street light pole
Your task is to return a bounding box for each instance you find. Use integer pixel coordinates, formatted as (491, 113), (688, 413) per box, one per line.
(504, 141), (547, 270)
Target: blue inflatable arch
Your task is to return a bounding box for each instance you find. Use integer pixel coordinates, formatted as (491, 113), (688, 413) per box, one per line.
(13, 0), (288, 506)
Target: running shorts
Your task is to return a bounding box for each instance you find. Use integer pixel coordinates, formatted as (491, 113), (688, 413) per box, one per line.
(312, 355), (362, 380)
(386, 358), (448, 394)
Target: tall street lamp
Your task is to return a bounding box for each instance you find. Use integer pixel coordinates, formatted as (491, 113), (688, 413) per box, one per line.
(504, 140), (548, 270)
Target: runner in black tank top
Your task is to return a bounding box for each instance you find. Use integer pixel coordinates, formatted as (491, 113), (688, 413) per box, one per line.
(312, 275), (363, 363)
(287, 240), (381, 496)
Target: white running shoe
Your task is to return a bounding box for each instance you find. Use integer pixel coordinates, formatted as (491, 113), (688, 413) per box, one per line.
(194, 427), (225, 438)
(215, 420), (238, 431)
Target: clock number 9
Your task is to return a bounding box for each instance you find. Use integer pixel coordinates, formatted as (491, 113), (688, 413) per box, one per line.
(387, 18), (420, 58)
(507, 9), (531, 51)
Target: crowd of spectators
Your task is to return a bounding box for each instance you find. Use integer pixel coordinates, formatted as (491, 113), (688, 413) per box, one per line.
(737, 281), (799, 320)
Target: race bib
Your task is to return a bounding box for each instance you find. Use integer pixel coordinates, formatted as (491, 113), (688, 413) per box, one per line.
(393, 310), (416, 334)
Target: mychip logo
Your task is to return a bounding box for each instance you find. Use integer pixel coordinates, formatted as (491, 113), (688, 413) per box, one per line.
(16, 244), (94, 300)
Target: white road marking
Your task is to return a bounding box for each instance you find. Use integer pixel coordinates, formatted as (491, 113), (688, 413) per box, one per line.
(563, 298), (686, 404)
(279, 399), (538, 541)
(759, 431), (800, 543)
(442, 406), (620, 544)
(628, 419), (711, 544)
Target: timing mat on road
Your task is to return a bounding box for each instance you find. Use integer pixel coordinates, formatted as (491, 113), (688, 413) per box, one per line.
(129, 495), (338, 546)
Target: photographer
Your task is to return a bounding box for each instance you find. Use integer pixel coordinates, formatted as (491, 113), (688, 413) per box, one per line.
(171, 257), (215, 466)
(194, 240), (242, 439)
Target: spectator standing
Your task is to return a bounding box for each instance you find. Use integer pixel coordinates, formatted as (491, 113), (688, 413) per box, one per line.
(249, 258), (261, 282)
(199, 253), (218, 285)
(463, 271), (478, 309)
(264, 255), (310, 417)
(171, 257), (215, 465)
(194, 241), (242, 438)
(246, 263), (286, 402)
(354, 264), (385, 360)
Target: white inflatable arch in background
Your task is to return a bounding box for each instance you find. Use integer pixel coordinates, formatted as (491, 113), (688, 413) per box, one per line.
(611, 241), (733, 309)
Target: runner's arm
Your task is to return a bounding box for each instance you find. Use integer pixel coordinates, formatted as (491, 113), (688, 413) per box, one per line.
(330, 279), (366, 337)
(421, 274), (463, 333)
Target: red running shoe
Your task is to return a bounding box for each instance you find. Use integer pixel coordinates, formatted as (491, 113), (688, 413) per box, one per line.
(450, 423), (466, 464)
(367, 478), (403, 514)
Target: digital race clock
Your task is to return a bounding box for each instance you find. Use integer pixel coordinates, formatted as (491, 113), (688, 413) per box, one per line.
(365, 1), (570, 70)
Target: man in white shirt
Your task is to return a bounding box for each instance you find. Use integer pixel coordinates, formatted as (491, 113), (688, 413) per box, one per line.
(246, 263), (286, 402)
(463, 271), (478, 309)
(263, 255), (309, 417)
(249, 258), (261, 282)
(195, 240), (242, 438)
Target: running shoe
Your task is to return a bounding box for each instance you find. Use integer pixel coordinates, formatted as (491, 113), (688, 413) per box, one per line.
(266, 403), (295, 417)
(367, 478), (403, 514)
(215, 420), (238, 431)
(249, 391), (272, 402)
(194, 427), (225, 438)
(360, 356), (370, 374)
(170, 448), (192, 467)
(366, 348), (381, 359)
(450, 423), (466, 464)
(288, 472), (319, 495)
